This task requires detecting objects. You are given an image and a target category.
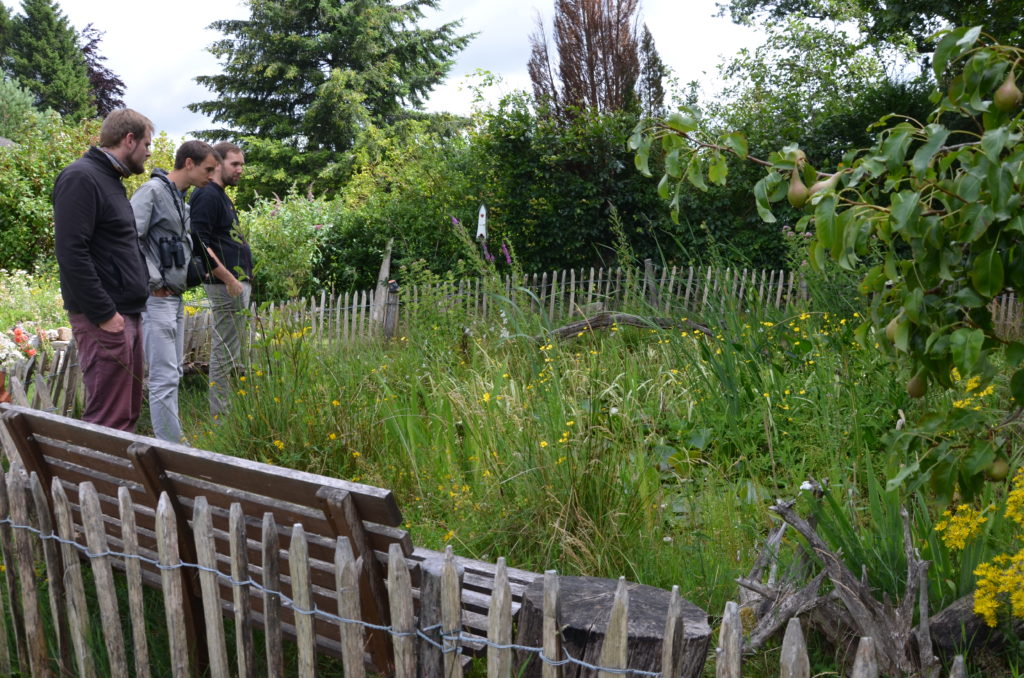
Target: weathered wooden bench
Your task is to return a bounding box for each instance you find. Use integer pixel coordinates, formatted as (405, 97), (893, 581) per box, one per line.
(0, 403), (541, 670)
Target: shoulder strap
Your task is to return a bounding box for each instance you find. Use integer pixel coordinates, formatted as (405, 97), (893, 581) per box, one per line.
(154, 174), (187, 235)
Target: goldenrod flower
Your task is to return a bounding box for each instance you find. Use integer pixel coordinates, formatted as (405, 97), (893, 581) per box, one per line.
(935, 504), (987, 550)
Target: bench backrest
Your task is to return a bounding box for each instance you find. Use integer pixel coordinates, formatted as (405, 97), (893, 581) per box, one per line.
(0, 403), (409, 667)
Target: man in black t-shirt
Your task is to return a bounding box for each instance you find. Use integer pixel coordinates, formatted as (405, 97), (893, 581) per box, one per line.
(189, 142), (251, 417)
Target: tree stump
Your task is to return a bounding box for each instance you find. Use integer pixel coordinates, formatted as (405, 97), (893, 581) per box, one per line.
(514, 576), (711, 678)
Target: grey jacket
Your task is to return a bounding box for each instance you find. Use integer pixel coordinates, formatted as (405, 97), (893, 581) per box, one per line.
(131, 169), (198, 294)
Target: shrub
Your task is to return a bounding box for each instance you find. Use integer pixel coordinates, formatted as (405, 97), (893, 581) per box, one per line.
(0, 113), (98, 271)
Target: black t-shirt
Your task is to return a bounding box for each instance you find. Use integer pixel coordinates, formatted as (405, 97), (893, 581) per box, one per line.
(189, 182), (253, 283)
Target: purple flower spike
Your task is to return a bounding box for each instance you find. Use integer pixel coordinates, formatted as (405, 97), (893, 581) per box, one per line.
(501, 242), (511, 265)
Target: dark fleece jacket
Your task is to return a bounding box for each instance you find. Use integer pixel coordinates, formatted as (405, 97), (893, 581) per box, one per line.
(53, 146), (149, 325)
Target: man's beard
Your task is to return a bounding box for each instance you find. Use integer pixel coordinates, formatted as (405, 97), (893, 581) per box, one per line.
(125, 155), (146, 175)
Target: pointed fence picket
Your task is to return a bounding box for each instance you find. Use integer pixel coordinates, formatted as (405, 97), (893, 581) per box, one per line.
(0, 467), (972, 678)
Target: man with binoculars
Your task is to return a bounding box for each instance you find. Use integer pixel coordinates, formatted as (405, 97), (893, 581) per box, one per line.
(132, 140), (243, 441)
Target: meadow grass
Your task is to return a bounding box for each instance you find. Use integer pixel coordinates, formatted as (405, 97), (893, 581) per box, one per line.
(176, 294), (916, 621)
(5, 266), (1020, 675)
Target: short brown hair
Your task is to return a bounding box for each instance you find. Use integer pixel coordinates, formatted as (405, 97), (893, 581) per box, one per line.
(212, 141), (243, 159)
(173, 140), (220, 170)
(99, 109), (154, 148)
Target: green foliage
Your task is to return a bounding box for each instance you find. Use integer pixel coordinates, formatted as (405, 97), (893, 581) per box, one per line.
(242, 193), (335, 302)
(757, 30), (1024, 502)
(170, 282), (926, 615)
(189, 0), (472, 201)
(633, 17), (933, 270)
(635, 27), (1024, 502)
(3, 0), (94, 120)
(470, 94), (675, 271)
(720, 0), (1023, 52)
(0, 113), (97, 271)
(0, 263), (64, 328)
(0, 75), (40, 140)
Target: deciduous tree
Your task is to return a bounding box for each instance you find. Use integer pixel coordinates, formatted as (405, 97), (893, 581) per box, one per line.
(79, 24), (125, 116)
(719, 0), (1023, 52)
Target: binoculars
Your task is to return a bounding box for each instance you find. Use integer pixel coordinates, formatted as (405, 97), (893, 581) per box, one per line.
(158, 237), (187, 269)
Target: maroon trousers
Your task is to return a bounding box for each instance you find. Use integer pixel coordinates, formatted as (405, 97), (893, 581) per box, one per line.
(69, 312), (144, 432)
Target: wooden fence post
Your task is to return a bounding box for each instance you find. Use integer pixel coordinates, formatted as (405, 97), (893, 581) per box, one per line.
(336, 536), (365, 678)
(262, 513), (284, 678)
(597, 577), (629, 678)
(542, 570), (561, 678)
(715, 601), (741, 678)
(419, 556), (444, 678)
(487, 557), (512, 678)
(230, 503), (255, 678)
(849, 636), (878, 678)
(290, 524), (316, 678)
(644, 259), (660, 308)
(29, 472), (71, 672)
(80, 481), (128, 678)
(383, 280), (401, 339)
(118, 486), (149, 678)
(388, 543), (417, 678)
(193, 497), (230, 678)
(52, 479), (96, 678)
(660, 585), (684, 678)
(441, 546), (465, 678)
(5, 467), (40, 676)
(157, 492), (192, 678)
(779, 617), (809, 678)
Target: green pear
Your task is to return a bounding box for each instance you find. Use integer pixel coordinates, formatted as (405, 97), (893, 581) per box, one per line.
(994, 71), (1022, 113)
(787, 168), (810, 208)
(906, 369), (928, 399)
(809, 173), (840, 195)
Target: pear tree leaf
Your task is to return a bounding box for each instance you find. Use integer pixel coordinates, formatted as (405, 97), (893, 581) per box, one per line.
(970, 246), (1004, 297)
(753, 177), (776, 223)
(722, 131), (748, 159)
(911, 125), (950, 177)
(950, 328), (984, 373)
(708, 152), (728, 185)
(666, 108), (699, 134)
(686, 153), (708, 191)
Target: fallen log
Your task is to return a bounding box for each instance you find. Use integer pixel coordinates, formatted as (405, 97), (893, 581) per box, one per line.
(545, 312), (713, 341)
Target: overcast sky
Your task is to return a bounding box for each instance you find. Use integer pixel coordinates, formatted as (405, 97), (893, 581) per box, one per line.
(2, 0), (763, 139)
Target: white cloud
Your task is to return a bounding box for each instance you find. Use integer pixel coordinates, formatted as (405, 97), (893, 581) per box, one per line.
(2, 0), (762, 138)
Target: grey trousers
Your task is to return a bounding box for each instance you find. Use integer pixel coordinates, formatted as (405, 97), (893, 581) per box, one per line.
(142, 294), (185, 442)
(204, 282), (251, 417)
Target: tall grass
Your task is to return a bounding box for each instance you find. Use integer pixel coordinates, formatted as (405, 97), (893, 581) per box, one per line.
(179, 285), (915, 619)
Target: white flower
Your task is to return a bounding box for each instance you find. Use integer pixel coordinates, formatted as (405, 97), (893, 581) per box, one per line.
(0, 334), (24, 371)
(799, 480), (814, 492)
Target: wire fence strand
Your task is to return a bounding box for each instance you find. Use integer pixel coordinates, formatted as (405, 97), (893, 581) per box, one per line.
(0, 516), (664, 677)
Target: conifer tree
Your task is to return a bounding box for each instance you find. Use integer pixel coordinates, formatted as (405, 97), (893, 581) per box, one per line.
(189, 0), (471, 199)
(5, 0), (93, 120)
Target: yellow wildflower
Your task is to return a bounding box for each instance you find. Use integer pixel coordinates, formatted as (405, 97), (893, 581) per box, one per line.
(934, 504), (987, 550)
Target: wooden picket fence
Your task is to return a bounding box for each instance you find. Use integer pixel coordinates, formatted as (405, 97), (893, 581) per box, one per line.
(179, 264), (1024, 367)
(0, 466), (700, 678)
(0, 463), (969, 678)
